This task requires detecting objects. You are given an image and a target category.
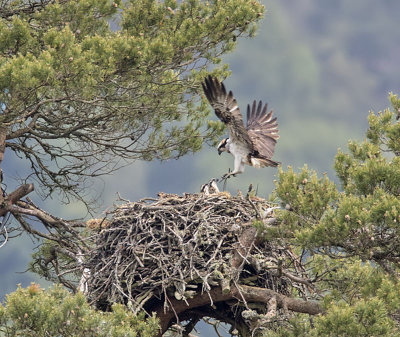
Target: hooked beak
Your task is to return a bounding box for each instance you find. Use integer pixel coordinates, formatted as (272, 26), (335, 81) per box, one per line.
(218, 149), (222, 155)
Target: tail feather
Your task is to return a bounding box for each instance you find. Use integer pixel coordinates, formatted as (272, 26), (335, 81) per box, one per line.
(250, 156), (280, 168)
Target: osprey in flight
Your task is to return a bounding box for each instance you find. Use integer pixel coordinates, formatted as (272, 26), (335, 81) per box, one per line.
(202, 76), (280, 178)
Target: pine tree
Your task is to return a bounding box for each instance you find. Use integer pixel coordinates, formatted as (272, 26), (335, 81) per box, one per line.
(3, 1), (400, 335)
(0, 283), (159, 336)
(0, 0), (264, 211)
(263, 93), (400, 336)
(0, 1), (264, 336)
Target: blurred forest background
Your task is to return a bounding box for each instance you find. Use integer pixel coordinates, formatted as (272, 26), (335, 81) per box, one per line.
(1, 0), (400, 320)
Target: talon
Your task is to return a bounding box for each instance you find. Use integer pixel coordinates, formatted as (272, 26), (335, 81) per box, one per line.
(222, 173), (229, 180)
(221, 171), (237, 180)
(202, 76), (280, 180)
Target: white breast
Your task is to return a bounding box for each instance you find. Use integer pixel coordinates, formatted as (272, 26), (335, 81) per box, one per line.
(226, 140), (251, 164)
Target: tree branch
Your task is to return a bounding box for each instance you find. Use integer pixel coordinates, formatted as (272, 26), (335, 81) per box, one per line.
(155, 284), (322, 336)
(231, 224), (259, 270)
(0, 0), (67, 20)
(0, 184), (35, 217)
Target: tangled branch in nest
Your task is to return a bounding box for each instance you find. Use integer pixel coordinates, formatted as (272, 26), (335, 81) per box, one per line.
(88, 192), (280, 307)
(84, 192), (321, 335)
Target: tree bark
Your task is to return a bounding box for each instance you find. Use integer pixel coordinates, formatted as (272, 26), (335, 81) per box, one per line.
(0, 184), (35, 217)
(154, 284), (322, 336)
(0, 126), (35, 218)
(231, 225), (259, 270)
(0, 126), (6, 204)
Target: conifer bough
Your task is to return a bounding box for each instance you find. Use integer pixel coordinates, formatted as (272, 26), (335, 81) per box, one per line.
(0, 0), (264, 214)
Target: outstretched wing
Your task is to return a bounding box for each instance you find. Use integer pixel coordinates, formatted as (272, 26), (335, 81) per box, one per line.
(202, 76), (253, 148)
(246, 100), (279, 159)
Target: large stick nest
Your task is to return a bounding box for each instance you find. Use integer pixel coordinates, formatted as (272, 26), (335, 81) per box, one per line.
(86, 192), (294, 316)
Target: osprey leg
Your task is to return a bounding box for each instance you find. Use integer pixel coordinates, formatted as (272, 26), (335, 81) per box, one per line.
(222, 155), (245, 179)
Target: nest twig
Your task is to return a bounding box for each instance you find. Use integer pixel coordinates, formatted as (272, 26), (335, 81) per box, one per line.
(28, 191), (322, 335)
(86, 192), (298, 313)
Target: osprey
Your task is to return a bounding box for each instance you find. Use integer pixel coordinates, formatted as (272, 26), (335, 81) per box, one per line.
(202, 76), (280, 178)
(200, 178), (220, 195)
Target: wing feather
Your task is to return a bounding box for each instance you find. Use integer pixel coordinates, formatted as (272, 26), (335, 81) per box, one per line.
(202, 76), (253, 147)
(246, 100), (279, 159)
(202, 76), (280, 163)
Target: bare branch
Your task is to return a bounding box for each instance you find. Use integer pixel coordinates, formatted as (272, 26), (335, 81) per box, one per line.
(155, 284), (322, 336)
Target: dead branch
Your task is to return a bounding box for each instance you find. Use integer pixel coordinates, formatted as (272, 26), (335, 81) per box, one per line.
(155, 284), (321, 336)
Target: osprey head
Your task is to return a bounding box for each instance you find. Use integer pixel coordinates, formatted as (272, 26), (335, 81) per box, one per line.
(217, 138), (229, 155)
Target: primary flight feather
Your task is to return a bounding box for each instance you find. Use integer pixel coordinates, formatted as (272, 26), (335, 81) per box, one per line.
(202, 76), (280, 178)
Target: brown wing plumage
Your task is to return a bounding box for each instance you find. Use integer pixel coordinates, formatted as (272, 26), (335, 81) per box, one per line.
(246, 100), (280, 162)
(202, 76), (280, 167)
(202, 76), (253, 148)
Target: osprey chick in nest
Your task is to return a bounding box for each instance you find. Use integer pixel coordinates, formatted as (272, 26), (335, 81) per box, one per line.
(202, 76), (280, 179)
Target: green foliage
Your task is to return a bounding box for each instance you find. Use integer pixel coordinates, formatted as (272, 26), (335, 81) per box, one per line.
(314, 298), (394, 337)
(263, 94), (400, 335)
(0, 284), (159, 336)
(267, 165), (338, 243)
(29, 241), (80, 285)
(271, 94), (400, 260)
(0, 0), (264, 199)
(261, 258), (399, 337)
